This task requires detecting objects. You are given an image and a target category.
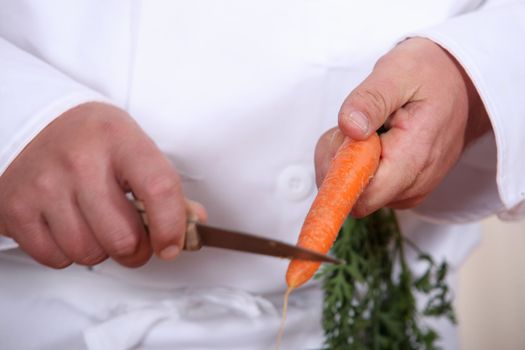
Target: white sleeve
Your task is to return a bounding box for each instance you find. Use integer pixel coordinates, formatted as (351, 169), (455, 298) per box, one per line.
(408, 0), (525, 223)
(0, 37), (108, 250)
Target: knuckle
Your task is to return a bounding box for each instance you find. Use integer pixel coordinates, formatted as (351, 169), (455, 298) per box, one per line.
(91, 113), (128, 138)
(36, 248), (72, 269)
(143, 173), (180, 199)
(118, 245), (153, 268)
(361, 88), (389, 119)
(76, 249), (108, 266)
(351, 206), (369, 218)
(8, 222), (72, 268)
(351, 201), (373, 218)
(49, 258), (73, 269)
(155, 220), (185, 245)
(33, 171), (60, 196)
(123, 257), (150, 268)
(107, 230), (139, 257)
(63, 150), (97, 177)
(66, 237), (108, 265)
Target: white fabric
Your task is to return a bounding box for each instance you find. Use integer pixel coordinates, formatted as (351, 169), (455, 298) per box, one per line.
(0, 37), (108, 175)
(0, 250), (324, 350)
(0, 1), (524, 349)
(412, 0), (525, 221)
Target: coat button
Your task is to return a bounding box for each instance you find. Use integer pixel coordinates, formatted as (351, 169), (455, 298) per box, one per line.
(277, 165), (314, 201)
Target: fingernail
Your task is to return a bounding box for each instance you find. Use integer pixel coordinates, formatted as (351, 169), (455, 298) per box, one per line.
(346, 111), (369, 135)
(160, 245), (180, 260)
(328, 129), (344, 148)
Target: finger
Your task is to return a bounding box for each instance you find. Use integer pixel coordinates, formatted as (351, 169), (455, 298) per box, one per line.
(338, 55), (419, 140)
(114, 140), (186, 261)
(350, 126), (422, 217)
(44, 196), (108, 266)
(314, 128), (345, 187)
(0, 192), (72, 267)
(6, 215), (72, 268)
(387, 194), (427, 210)
(77, 178), (152, 268)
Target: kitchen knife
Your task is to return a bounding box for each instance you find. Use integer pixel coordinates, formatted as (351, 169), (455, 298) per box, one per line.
(133, 199), (342, 264)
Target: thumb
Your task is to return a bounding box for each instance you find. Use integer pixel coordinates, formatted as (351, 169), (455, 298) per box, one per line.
(338, 63), (416, 140)
(185, 198), (208, 223)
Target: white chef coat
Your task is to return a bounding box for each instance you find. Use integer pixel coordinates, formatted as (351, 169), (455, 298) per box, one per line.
(0, 1), (524, 349)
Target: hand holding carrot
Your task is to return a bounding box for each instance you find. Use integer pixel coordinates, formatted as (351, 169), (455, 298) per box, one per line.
(316, 37), (491, 217)
(286, 37), (492, 289)
(282, 39), (492, 337)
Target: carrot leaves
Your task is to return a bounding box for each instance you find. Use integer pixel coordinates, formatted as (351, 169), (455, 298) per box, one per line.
(317, 208), (455, 350)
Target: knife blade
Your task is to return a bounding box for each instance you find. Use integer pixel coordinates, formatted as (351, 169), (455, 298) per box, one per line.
(195, 224), (342, 264)
(133, 199), (342, 264)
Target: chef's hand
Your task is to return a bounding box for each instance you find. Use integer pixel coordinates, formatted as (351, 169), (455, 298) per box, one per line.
(315, 37), (491, 217)
(0, 102), (206, 268)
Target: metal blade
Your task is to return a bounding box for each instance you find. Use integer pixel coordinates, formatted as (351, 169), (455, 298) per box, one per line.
(196, 224), (342, 264)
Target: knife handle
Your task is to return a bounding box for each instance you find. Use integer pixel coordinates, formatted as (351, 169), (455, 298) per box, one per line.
(132, 199), (202, 251)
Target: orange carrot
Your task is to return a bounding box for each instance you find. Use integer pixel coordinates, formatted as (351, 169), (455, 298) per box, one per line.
(286, 133), (381, 288)
(276, 133), (381, 349)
